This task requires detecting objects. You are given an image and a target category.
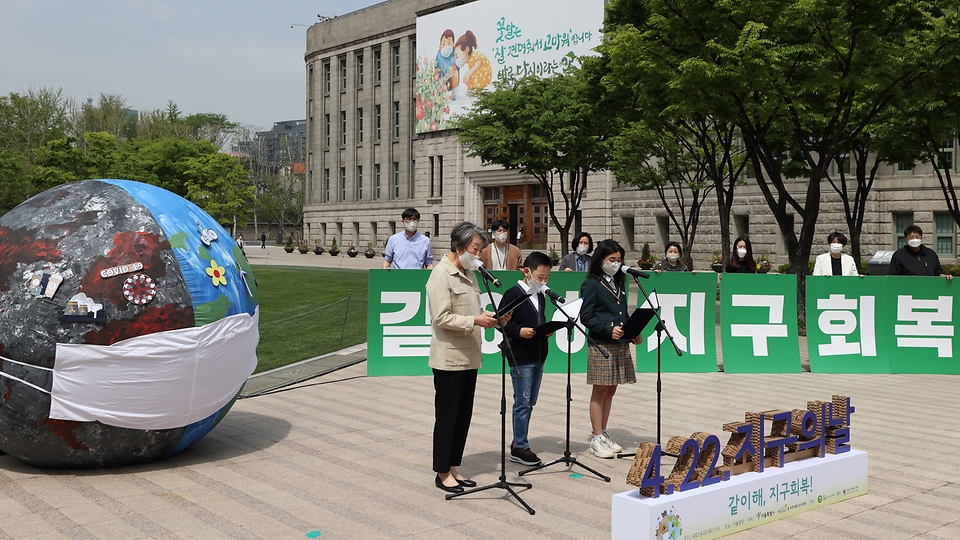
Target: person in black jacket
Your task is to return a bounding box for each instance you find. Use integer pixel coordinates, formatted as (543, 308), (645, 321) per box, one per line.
(890, 225), (953, 279)
(580, 239), (643, 459)
(500, 251), (554, 466)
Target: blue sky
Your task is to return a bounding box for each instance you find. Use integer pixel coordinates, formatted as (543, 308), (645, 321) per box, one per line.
(0, 0), (381, 131)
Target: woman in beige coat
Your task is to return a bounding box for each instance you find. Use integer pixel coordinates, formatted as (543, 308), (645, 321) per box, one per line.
(426, 221), (511, 493)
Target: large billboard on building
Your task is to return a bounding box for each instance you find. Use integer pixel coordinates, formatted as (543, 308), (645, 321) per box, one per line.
(414, 0), (604, 133)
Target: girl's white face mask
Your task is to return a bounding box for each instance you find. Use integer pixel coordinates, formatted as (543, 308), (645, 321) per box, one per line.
(737, 248), (747, 258)
(602, 261), (621, 276)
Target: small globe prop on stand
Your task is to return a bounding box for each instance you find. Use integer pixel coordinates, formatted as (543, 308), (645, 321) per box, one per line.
(0, 179), (259, 468)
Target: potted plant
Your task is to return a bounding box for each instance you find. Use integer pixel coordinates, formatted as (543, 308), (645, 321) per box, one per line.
(364, 242), (376, 258)
(313, 241), (325, 255)
(347, 244), (359, 258)
(548, 245), (560, 266)
(283, 236), (295, 253)
(710, 250), (723, 273)
(756, 254), (772, 274)
(328, 238), (340, 256)
(297, 242), (309, 254)
(638, 242), (657, 270)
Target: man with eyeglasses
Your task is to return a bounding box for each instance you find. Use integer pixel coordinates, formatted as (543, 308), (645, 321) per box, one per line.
(383, 208), (434, 269)
(890, 225), (953, 279)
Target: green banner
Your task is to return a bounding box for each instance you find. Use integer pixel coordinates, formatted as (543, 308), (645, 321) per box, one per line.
(806, 276), (959, 374)
(719, 273), (801, 373)
(634, 272), (718, 373)
(367, 269), (596, 376)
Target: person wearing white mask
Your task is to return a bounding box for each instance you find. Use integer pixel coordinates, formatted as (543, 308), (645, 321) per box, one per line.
(480, 219), (522, 271)
(813, 232), (860, 276)
(426, 222), (512, 493)
(579, 239), (643, 459)
(559, 232), (594, 272)
(383, 208), (434, 269)
(499, 251), (555, 467)
(652, 241), (688, 272)
(890, 225), (952, 279)
(725, 236), (757, 273)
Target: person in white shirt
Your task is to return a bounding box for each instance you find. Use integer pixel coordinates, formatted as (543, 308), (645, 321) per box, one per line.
(479, 219), (522, 270)
(812, 231), (860, 276)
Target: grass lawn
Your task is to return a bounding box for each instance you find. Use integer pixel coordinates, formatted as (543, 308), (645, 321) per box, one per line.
(253, 266), (368, 373)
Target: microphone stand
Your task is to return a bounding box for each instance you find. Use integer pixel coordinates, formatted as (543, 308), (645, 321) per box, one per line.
(616, 273), (683, 459)
(518, 297), (611, 482)
(446, 272), (535, 515)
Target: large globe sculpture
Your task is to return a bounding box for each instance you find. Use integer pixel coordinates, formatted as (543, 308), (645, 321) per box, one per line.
(0, 179), (259, 467)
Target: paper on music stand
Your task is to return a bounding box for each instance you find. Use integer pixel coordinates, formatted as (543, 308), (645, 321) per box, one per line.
(535, 320), (570, 335)
(624, 289), (659, 342)
(496, 292), (532, 319)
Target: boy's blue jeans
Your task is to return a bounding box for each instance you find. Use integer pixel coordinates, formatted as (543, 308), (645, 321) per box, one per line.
(510, 362), (544, 449)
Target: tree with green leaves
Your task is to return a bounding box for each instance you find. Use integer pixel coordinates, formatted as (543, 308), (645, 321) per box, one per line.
(184, 152), (254, 226)
(0, 87), (69, 163)
(601, 0), (960, 320)
(454, 69), (612, 255)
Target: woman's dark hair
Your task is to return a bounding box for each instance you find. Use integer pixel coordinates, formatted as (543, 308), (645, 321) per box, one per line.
(664, 241), (682, 255)
(727, 236), (756, 272)
(588, 239), (625, 288)
(449, 221), (488, 252)
(571, 232), (593, 253)
(827, 231), (847, 245)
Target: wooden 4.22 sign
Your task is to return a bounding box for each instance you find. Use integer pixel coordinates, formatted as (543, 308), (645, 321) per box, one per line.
(626, 396), (854, 498)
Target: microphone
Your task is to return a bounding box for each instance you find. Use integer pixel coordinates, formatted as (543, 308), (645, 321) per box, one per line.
(621, 264), (651, 279)
(543, 286), (565, 304)
(472, 260), (501, 287)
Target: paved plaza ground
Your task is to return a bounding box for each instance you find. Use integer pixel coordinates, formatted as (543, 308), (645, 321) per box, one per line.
(1, 246), (957, 539)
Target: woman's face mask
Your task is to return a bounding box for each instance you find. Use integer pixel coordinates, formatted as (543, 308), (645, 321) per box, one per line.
(576, 245), (589, 256)
(493, 232), (508, 244)
(737, 248), (747, 258)
(458, 250), (477, 269)
(602, 261), (621, 277)
(829, 243), (843, 254)
(666, 253), (680, 263)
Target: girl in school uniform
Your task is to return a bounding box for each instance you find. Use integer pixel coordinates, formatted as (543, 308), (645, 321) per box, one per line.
(579, 239), (643, 458)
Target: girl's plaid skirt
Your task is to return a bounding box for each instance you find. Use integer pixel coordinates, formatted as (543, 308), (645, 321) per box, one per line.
(586, 341), (636, 386)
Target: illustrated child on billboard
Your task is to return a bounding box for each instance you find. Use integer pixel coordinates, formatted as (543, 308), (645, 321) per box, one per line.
(455, 30), (492, 91)
(435, 29), (460, 95)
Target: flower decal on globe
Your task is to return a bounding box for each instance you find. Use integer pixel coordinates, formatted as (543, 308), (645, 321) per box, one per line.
(206, 260), (227, 286)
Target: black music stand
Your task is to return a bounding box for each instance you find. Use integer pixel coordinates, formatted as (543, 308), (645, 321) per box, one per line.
(445, 273), (535, 514)
(518, 298), (611, 482)
(617, 280), (683, 459)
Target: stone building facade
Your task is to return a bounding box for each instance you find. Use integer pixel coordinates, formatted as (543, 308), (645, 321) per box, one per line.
(302, 0), (959, 268)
